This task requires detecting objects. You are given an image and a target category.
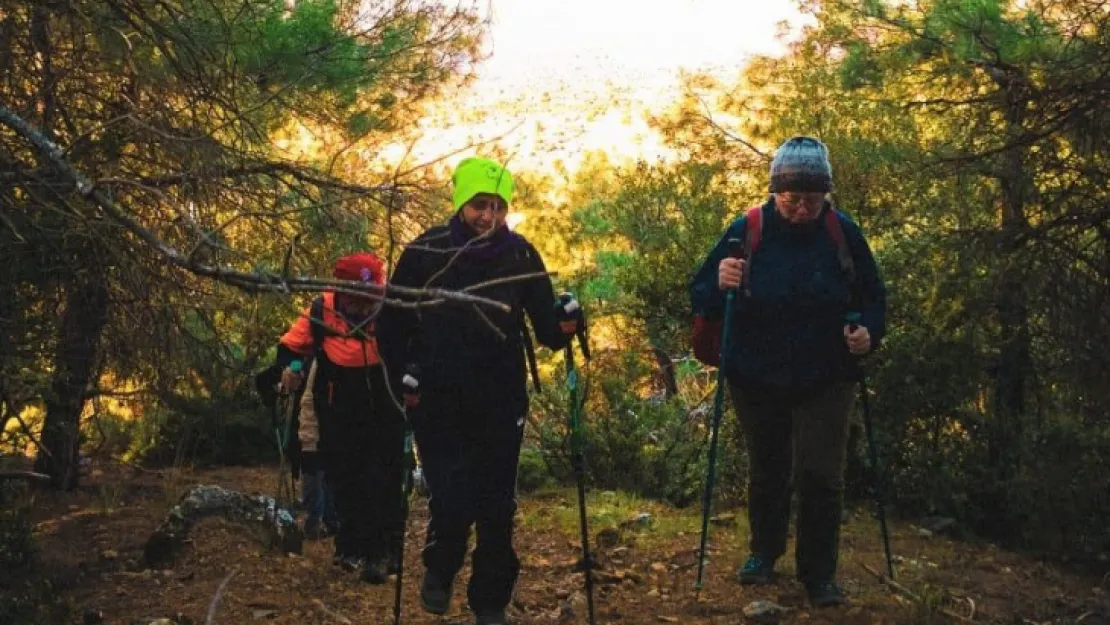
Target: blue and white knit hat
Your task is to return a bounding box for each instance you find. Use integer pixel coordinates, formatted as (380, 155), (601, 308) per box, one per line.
(768, 136), (833, 193)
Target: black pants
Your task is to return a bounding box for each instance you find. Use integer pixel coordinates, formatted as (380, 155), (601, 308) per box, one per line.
(414, 387), (525, 613)
(730, 380), (855, 584)
(317, 365), (405, 562)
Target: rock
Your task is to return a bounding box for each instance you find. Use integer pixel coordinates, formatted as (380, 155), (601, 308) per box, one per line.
(650, 562), (667, 573)
(100, 549), (119, 560)
(920, 515), (958, 536)
(596, 527), (621, 548)
(709, 512), (735, 526)
(595, 571), (624, 585)
(917, 527), (934, 538)
(742, 599), (789, 623)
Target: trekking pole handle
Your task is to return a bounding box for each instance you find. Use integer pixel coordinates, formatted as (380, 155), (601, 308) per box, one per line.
(725, 237), (745, 295)
(278, 360), (303, 398)
(559, 293), (591, 361)
(845, 311), (862, 333)
(727, 237), (744, 259)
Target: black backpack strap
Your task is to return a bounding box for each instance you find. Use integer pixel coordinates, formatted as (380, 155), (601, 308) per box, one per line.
(519, 307), (542, 393)
(308, 296), (327, 356)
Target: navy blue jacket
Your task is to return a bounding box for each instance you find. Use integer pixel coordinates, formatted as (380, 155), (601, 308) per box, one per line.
(689, 198), (887, 389)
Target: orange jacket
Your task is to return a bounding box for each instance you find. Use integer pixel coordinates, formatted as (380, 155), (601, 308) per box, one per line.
(279, 292), (381, 367)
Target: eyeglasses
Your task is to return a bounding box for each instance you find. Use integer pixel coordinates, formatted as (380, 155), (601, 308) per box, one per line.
(776, 193), (826, 209)
(467, 197), (508, 213)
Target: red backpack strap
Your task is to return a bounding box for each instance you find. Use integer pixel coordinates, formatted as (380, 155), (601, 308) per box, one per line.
(823, 208), (856, 282)
(744, 206), (763, 254)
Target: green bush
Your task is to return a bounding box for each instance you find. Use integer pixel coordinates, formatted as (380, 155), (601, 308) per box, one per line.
(0, 481), (70, 625)
(133, 402), (276, 468)
(517, 447), (554, 493)
(529, 350), (747, 509)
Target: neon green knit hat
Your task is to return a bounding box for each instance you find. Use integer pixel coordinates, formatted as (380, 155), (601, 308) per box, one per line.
(451, 157), (514, 210)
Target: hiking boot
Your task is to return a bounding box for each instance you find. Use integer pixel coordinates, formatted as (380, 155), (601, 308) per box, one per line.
(420, 570), (454, 615)
(303, 519), (330, 540)
(737, 554), (776, 585)
(361, 557), (390, 585)
(806, 580), (848, 607)
(474, 608), (508, 625)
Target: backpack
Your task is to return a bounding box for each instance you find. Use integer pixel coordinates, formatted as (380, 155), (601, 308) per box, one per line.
(691, 205), (856, 367)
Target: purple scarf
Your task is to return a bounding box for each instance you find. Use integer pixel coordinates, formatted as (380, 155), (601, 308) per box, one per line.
(448, 213), (524, 261)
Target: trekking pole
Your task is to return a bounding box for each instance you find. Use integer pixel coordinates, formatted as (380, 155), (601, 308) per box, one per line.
(846, 312), (895, 580)
(275, 360), (302, 513)
(696, 237), (744, 592)
(561, 295), (596, 625)
(393, 430), (415, 624)
(394, 369), (420, 625)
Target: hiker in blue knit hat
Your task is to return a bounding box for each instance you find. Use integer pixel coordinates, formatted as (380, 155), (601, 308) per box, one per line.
(689, 136), (887, 607)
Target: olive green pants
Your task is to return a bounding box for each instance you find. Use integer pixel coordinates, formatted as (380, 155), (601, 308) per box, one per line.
(730, 380), (856, 584)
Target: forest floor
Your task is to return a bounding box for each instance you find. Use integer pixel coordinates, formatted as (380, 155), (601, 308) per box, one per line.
(21, 462), (1110, 625)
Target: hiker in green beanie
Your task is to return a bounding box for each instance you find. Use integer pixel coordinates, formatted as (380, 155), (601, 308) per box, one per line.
(379, 157), (583, 625)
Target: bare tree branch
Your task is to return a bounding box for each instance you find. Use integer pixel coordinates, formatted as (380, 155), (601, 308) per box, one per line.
(0, 105), (520, 313)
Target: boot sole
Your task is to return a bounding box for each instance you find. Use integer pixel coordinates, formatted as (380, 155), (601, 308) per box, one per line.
(738, 572), (775, 585)
(419, 595), (449, 615)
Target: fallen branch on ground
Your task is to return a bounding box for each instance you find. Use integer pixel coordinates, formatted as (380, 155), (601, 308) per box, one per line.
(143, 484), (301, 568)
(205, 567), (238, 625)
(861, 563), (981, 623)
(0, 470), (51, 483)
(312, 598), (353, 625)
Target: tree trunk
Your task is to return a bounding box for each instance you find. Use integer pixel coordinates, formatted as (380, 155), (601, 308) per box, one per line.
(34, 274), (109, 490)
(987, 74), (1033, 509)
(652, 347), (678, 399)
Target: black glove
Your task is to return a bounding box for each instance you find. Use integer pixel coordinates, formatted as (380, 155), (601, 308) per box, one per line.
(556, 292), (584, 335)
(401, 363), (420, 408)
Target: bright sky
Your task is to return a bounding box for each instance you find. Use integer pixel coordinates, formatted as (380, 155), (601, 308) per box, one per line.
(381, 1), (809, 172)
(478, 0), (804, 81)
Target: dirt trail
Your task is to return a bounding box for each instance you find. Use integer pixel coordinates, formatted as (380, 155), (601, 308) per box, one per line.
(25, 464), (1110, 624)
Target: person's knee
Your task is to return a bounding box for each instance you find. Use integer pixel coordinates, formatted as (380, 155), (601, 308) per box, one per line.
(796, 467), (844, 495)
(476, 495), (517, 530)
(749, 466), (792, 492)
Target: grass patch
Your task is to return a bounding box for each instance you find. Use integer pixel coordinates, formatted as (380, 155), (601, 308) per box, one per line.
(519, 487), (739, 548)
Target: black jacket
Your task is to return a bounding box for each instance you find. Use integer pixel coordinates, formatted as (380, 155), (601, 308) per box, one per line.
(379, 221), (569, 414)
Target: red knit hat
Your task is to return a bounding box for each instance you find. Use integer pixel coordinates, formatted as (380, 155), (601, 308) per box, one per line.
(333, 252), (385, 285)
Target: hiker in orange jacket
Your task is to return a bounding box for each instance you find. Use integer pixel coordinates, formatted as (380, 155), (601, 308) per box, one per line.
(276, 252), (405, 584)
